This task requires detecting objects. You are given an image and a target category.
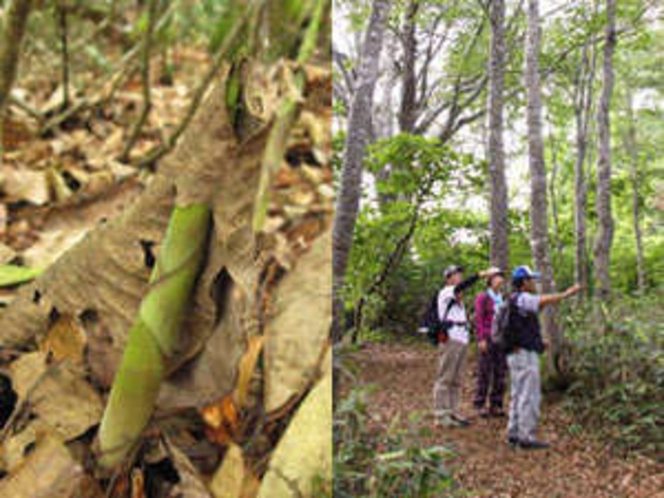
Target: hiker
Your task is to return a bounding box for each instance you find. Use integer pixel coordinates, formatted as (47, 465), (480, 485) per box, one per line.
(504, 266), (581, 449)
(433, 265), (500, 427)
(473, 268), (507, 418)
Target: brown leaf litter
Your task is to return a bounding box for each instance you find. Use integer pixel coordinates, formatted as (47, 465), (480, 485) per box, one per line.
(0, 59), (332, 497)
(342, 342), (664, 498)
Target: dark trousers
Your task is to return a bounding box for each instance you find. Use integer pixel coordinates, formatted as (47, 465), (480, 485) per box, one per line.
(474, 341), (507, 409)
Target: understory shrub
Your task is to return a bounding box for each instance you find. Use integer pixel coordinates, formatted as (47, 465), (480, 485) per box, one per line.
(564, 293), (663, 460)
(334, 383), (457, 497)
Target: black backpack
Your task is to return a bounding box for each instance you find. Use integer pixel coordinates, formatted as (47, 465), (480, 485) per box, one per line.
(491, 293), (517, 350)
(420, 293), (455, 346)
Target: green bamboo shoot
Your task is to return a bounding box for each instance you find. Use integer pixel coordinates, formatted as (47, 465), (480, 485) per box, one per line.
(98, 203), (210, 467)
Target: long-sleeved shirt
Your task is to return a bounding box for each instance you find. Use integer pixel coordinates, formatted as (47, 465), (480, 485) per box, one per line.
(437, 274), (480, 345)
(475, 291), (495, 341)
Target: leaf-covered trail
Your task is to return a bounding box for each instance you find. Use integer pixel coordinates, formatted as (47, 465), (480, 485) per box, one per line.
(348, 342), (663, 498)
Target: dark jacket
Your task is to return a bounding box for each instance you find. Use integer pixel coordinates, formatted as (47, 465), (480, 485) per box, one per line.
(506, 293), (545, 354)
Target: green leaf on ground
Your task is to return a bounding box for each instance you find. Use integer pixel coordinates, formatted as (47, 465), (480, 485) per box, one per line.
(0, 264), (41, 287)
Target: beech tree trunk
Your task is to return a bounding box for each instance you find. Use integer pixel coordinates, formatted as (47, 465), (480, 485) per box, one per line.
(375, 30), (397, 211)
(398, 0), (419, 134)
(573, 41), (596, 299)
(487, 0), (509, 272)
(525, 0), (560, 372)
(593, 0), (616, 301)
(624, 91), (646, 293)
(0, 0), (33, 154)
(332, 0), (390, 342)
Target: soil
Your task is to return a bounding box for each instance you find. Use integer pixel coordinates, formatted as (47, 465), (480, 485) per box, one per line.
(343, 341), (664, 498)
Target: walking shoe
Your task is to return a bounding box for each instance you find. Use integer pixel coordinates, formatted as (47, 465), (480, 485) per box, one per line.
(518, 439), (550, 450)
(450, 413), (472, 427)
(507, 436), (519, 448)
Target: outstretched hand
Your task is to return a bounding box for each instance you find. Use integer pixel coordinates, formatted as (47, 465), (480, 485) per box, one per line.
(565, 284), (582, 297)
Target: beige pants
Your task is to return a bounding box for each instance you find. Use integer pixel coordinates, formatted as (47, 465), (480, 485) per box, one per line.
(433, 339), (467, 418)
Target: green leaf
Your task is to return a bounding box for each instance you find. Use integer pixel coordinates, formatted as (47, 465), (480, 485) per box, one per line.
(0, 265), (42, 287)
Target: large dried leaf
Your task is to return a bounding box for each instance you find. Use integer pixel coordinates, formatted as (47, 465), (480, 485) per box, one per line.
(257, 349), (332, 498)
(0, 176), (173, 351)
(19, 177), (142, 269)
(264, 228), (331, 413)
(1, 419), (49, 472)
(209, 443), (245, 498)
(209, 443), (259, 498)
(9, 352), (103, 441)
(0, 433), (103, 498)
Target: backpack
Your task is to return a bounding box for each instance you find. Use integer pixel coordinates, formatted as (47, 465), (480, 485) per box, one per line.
(420, 292), (456, 346)
(491, 293), (517, 350)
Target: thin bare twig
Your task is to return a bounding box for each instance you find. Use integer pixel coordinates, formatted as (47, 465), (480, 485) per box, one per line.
(133, 0), (263, 169)
(119, 0), (159, 162)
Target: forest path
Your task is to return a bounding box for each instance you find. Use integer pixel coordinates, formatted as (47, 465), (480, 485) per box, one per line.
(346, 342), (663, 498)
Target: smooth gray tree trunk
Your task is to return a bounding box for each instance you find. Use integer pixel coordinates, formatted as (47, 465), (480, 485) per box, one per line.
(573, 40), (596, 300)
(375, 30), (398, 211)
(332, 0), (390, 342)
(593, 0), (616, 301)
(398, 0), (419, 133)
(487, 0), (509, 272)
(624, 91), (647, 293)
(525, 0), (560, 372)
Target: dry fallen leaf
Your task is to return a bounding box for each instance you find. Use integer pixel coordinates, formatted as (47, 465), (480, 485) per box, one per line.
(209, 443), (245, 498)
(257, 349), (331, 498)
(39, 314), (87, 364)
(264, 228), (331, 413)
(200, 336), (263, 446)
(0, 242), (16, 264)
(164, 438), (213, 498)
(0, 433), (103, 498)
(201, 397), (240, 446)
(0, 167), (50, 205)
(1, 419), (49, 472)
(9, 352), (103, 441)
(232, 336), (264, 409)
(131, 468), (146, 498)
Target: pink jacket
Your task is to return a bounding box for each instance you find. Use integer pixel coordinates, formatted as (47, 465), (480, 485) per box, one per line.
(475, 291), (495, 341)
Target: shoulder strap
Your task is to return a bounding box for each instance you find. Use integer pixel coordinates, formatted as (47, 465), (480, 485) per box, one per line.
(441, 295), (456, 321)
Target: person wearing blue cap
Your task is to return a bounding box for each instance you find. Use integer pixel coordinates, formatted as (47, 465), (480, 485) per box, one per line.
(505, 265), (581, 450)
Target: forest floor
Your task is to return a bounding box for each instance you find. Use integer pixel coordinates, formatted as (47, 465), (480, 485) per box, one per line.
(0, 39), (334, 494)
(345, 342), (664, 498)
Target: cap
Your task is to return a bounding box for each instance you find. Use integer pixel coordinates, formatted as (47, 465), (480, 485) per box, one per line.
(486, 267), (505, 284)
(444, 265), (464, 280)
(512, 265), (541, 280)
(486, 266), (504, 277)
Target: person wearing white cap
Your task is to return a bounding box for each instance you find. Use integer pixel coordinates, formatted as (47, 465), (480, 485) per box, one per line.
(473, 267), (507, 418)
(433, 265), (501, 427)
